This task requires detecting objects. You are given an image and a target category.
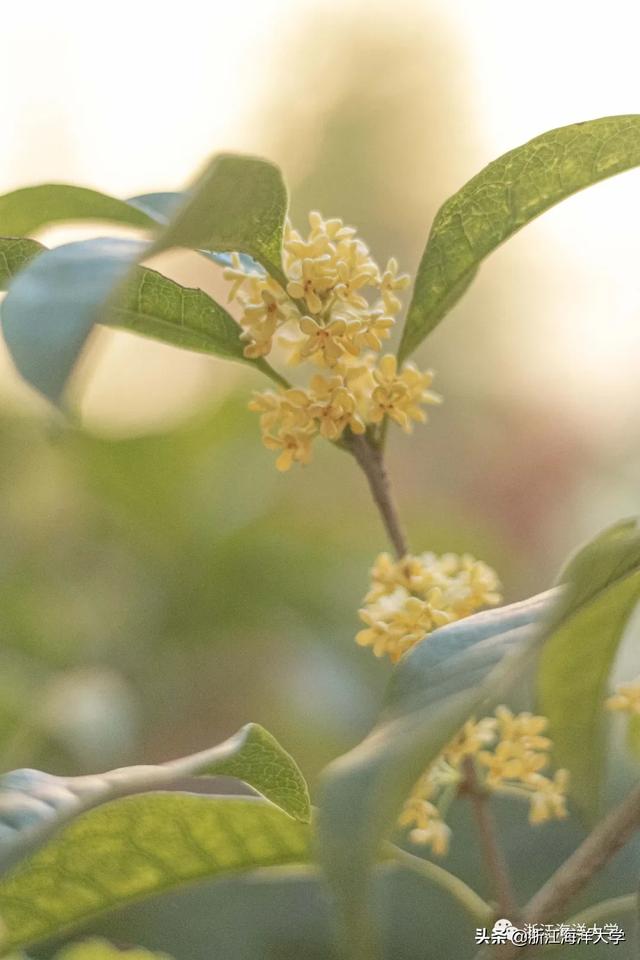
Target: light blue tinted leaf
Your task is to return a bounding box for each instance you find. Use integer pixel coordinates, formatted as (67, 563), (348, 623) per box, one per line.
(126, 192), (184, 224)
(1, 154), (289, 401)
(318, 591), (557, 959)
(1, 237), (144, 402)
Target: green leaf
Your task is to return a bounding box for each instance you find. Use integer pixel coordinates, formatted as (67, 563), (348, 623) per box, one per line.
(0, 795), (309, 952)
(107, 266), (286, 385)
(400, 114), (640, 360)
(1, 237), (144, 402)
(0, 238), (283, 400)
(126, 194), (266, 272)
(1, 153), (289, 402)
(317, 590), (557, 960)
(538, 518), (640, 819)
(0, 238), (46, 290)
(0, 185), (156, 236)
(0, 722), (310, 875)
(54, 939), (173, 960)
(147, 154), (288, 284)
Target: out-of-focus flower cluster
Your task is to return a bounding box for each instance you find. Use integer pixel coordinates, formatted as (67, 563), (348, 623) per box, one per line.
(607, 677), (640, 716)
(222, 213), (440, 471)
(398, 707), (570, 857)
(356, 551), (502, 663)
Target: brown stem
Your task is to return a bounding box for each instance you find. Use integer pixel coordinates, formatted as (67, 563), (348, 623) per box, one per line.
(348, 433), (408, 558)
(473, 782), (640, 960)
(463, 759), (519, 920)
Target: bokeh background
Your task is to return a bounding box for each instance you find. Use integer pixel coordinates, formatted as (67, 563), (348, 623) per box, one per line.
(1, 1), (640, 957)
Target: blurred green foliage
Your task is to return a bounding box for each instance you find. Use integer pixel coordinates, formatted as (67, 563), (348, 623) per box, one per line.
(0, 390), (513, 782)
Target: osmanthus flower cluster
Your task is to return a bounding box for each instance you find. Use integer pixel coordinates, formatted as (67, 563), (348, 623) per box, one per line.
(607, 677), (640, 716)
(222, 213), (440, 471)
(356, 550), (503, 663)
(398, 707), (570, 857)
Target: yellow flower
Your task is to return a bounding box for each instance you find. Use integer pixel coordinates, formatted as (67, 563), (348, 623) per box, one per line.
(528, 770), (570, 825)
(351, 310), (394, 352)
(334, 260), (371, 311)
(248, 391), (284, 430)
(263, 425), (316, 472)
(369, 355), (441, 432)
(286, 256), (336, 314)
(334, 234), (378, 284)
(606, 678), (640, 715)
(494, 706), (551, 753)
(476, 707), (554, 789)
(223, 210), (439, 469)
(284, 228), (331, 262)
(398, 706), (569, 857)
(307, 373), (365, 440)
(248, 388), (311, 431)
(364, 551), (431, 602)
(222, 252), (259, 302)
(361, 550), (502, 627)
(308, 211), (357, 244)
(379, 257), (411, 315)
(398, 796), (439, 830)
(478, 738), (548, 787)
(356, 586), (452, 663)
(398, 790), (452, 857)
(249, 388), (317, 469)
(445, 717), (498, 765)
(430, 553), (503, 617)
(409, 818), (452, 857)
(297, 316), (354, 366)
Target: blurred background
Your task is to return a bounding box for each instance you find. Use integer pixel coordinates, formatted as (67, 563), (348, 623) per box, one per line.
(1, 1), (639, 956)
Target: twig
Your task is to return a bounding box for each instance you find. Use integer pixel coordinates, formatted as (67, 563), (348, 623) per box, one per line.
(463, 759), (519, 920)
(389, 843), (493, 923)
(526, 785), (640, 922)
(348, 433), (408, 558)
(473, 782), (640, 960)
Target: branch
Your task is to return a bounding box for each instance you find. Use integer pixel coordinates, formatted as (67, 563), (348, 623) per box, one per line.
(525, 782), (640, 923)
(348, 433), (408, 558)
(473, 781), (640, 960)
(463, 759), (519, 919)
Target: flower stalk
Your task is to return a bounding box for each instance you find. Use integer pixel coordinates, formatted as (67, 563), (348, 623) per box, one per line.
(348, 432), (408, 558)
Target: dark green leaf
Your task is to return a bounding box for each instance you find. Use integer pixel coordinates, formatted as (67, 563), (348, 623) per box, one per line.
(107, 266), (285, 385)
(0, 185), (156, 237)
(148, 154), (288, 284)
(0, 238), (45, 290)
(0, 796), (309, 952)
(400, 115), (640, 359)
(0, 722), (310, 875)
(317, 591), (557, 959)
(538, 518), (640, 819)
(127, 193), (267, 272)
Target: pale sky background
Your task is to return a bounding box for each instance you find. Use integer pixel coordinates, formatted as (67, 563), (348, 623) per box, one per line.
(0, 0), (638, 436)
